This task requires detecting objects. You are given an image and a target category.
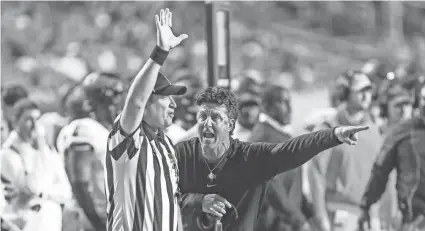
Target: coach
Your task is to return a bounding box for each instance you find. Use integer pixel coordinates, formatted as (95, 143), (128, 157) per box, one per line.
(176, 87), (370, 231)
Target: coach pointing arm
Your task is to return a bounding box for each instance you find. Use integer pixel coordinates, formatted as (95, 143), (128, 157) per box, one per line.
(244, 126), (370, 184)
(120, 8), (188, 134)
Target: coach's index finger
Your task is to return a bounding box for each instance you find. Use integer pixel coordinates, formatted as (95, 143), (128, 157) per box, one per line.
(214, 195), (232, 208)
(351, 126), (370, 133)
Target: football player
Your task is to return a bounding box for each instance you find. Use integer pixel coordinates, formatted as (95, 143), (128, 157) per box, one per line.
(57, 72), (125, 231)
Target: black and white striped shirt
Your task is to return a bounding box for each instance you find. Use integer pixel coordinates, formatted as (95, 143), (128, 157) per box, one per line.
(105, 115), (181, 231)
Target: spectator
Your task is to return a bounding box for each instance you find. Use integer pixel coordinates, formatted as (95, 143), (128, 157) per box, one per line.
(251, 84), (312, 231)
(1, 99), (72, 231)
(1, 112), (11, 145)
(308, 71), (386, 231)
(378, 82), (414, 134)
(0, 113), (10, 225)
(1, 84), (29, 129)
(370, 72), (409, 125)
(233, 75), (263, 141)
(233, 91), (262, 141)
(329, 70), (355, 108)
(376, 81), (415, 228)
(359, 82), (425, 231)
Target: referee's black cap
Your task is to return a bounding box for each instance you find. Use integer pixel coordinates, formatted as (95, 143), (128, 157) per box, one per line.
(152, 72), (187, 96)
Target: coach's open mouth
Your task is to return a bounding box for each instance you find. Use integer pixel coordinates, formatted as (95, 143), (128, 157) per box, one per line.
(203, 131), (215, 141)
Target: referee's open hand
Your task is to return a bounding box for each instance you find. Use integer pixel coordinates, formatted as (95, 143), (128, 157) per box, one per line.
(202, 194), (232, 218)
(155, 8), (188, 51)
(334, 125), (370, 145)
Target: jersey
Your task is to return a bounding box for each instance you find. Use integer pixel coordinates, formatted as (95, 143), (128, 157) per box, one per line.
(56, 117), (109, 228)
(105, 116), (181, 231)
(57, 117), (109, 163)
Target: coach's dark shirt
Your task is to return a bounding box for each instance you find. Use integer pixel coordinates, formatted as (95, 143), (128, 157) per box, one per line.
(176, 128), (341, 231)
(250, 121), (310, 231)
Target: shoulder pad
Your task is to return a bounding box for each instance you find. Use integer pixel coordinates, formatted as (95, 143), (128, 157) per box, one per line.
(57, 118), (109, 154)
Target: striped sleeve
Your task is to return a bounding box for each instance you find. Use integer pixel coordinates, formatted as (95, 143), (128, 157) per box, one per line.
(105, 115), (147, 231)
(107, 115), (143, 160)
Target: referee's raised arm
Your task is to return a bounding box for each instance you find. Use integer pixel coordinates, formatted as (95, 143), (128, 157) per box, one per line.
(120, 8), (188, 135)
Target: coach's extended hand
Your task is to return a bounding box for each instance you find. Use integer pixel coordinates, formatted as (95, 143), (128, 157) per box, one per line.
(155, 8), (188, 51)
(334, 125), (370, 145)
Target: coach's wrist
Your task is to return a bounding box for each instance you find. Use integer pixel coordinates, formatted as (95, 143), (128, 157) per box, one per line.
(332, 127), (344, 143)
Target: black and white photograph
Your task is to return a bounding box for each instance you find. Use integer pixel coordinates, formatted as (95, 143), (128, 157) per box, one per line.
(1, 1), (425, 231)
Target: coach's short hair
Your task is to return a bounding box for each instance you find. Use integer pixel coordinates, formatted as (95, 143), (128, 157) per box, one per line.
(195, 87), (239, 135)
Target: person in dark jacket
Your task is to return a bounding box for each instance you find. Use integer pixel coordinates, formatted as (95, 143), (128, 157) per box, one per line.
(371, 80), (415, 227)
(176, 87), (370, 231)
(251, 84), (312, 231)
(359, 83), (425, 231)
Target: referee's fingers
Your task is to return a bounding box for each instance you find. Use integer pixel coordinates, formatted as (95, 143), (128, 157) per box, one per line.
(214, 195), (232, 208)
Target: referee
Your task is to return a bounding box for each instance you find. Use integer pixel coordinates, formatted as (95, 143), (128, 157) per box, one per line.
(104, 8), (188, 231)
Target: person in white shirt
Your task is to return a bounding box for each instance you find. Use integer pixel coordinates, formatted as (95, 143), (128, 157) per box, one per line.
(1, 112), (11, 146)
(1, 99), (72, 231)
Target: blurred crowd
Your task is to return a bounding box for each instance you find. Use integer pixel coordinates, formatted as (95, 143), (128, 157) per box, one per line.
(2, 1), (425, 106)
(1, 57), (425, 231)
(2, 1), (425, 231)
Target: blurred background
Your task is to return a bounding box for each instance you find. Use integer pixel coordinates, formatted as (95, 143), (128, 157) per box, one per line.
(1, 1), (424, 125)
(1, 2), (425, 231)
